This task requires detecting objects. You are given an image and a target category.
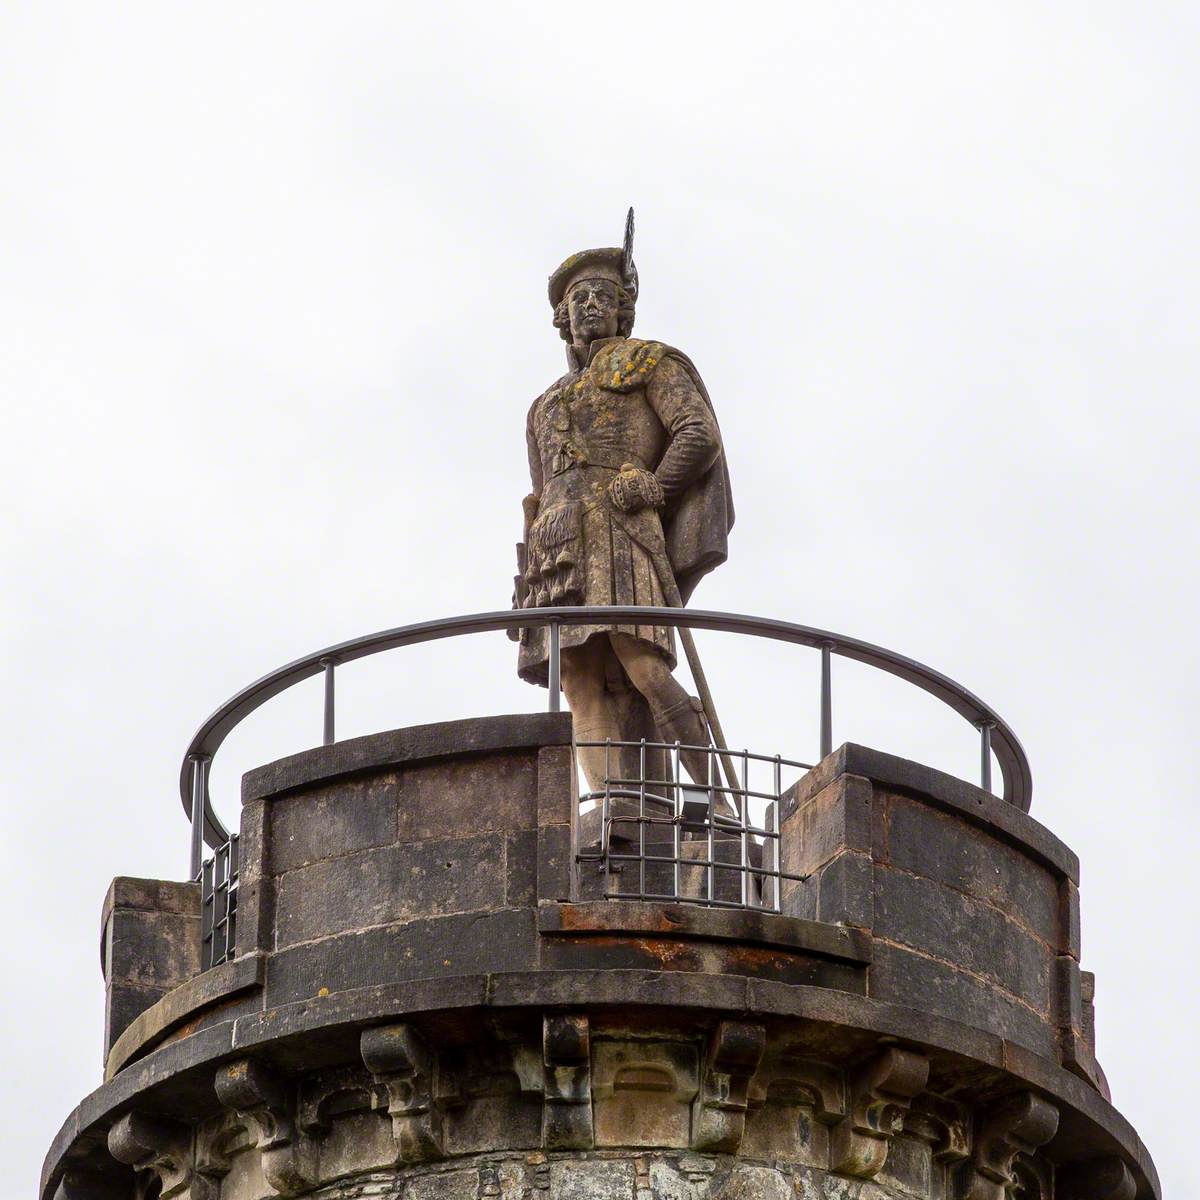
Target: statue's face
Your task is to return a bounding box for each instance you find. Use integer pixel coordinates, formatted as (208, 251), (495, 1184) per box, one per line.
(567, 278), (620, 345)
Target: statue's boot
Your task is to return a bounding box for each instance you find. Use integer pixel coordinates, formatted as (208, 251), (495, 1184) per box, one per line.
(651, 696), (738, 824)
(573, 718), (656, 848)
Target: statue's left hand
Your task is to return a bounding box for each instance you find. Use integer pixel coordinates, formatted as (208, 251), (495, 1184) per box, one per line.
(609, 464), (665, 513)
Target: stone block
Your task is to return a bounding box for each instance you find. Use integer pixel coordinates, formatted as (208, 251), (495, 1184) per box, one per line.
(105, 982), (167, 1060)
(406, 1168), (479, 1200)
(816, 850), (874, 929)
(781, 773), (874, 877)
(1060, 879), (1081, 960)
(504, 829), (537, 908)
(236, 797), (272, 954)
(591, 1039), (698, 1148)
(101, 878), (201, 1054)
(268, 773), (400, 874)
(678, 835), (751, 905)
(742, 1100), (829, 1167)
(537, 744), (575, 827)
(779, 875), (817, 921)
(101, 878), (199, 922)
(868, 941), (1055, 1057)
(537, 823), (572, 903)
(884, 793), (1059, 942)
(714, 1165), (793, 1200)
(265, 909), (537, 1007)
(397, 752), (538, 843)
(547, 1160), (634, 1200)
(105, 909), (201, 990)
(875, 1133), (932, 1198)
(872, 866), (1052, 1009)
(1055, 955), (1083, 1036)
(447, 1094), (542, 1155)
(309, 1109), (396, 1183)
(1081, 970), (1097, 1052)
(274, 833), (506, 948)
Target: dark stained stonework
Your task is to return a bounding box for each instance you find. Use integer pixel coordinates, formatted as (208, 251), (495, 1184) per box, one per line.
(45, 717), (1157, 1200)
(100, 877), (202, 1056)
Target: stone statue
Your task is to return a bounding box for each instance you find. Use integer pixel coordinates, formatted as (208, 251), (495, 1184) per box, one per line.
(514, 212), (734, 793)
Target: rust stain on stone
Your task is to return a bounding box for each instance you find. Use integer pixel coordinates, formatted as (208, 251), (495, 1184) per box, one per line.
(556, 907), (682, 936)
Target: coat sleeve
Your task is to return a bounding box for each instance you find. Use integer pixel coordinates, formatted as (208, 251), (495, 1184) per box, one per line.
(645, 355), (721, 500)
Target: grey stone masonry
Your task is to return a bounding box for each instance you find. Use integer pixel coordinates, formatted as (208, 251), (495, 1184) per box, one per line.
(778, 743), (1107, 1096)
(50, 718), (1156, 1200)
(100, 877), (201, 1057)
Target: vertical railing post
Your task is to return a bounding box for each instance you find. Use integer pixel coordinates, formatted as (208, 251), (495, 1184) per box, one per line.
(672, 740), (682, 901)
(978, 719), (994, 794)
(739, 748), (749, 908)
(189, 755), (209, 881)
(322, 658), (336, 746)
(820, 642), (834, 760)
(547, 621), (561, 713)
(772, 754), (782, 913)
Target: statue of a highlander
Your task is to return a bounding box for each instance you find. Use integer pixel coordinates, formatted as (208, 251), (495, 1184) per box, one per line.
(514, 213), (734, 793)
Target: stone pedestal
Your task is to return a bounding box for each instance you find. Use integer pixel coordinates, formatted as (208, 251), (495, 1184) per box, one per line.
(43, 716), (1158, 1200)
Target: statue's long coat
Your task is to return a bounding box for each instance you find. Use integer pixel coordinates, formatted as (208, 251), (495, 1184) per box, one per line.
(517, 336), (733, 687)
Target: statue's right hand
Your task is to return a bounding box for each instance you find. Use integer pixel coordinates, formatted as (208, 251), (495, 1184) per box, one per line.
(609, 464), (665, 513)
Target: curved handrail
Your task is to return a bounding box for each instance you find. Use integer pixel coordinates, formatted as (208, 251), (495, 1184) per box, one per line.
(180, 606), (1033, 854)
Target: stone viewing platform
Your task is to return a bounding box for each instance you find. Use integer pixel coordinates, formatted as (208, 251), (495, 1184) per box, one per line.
(44, 679), (1158, 1200)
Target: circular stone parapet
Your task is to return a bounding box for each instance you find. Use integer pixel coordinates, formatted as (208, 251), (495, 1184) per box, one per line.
(45, 714), (1158, 1200)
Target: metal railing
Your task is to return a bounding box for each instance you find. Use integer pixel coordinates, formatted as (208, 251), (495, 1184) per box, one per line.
(199, 834), (238, 970)
(574, 740), (811, 910)
(182, 606), (1033, 880)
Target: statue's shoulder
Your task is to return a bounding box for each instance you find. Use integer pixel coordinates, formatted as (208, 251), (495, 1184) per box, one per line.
(592, 337), (670, 393)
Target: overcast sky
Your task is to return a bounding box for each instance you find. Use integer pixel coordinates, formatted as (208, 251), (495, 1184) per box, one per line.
(2, 4), (1196, 1197)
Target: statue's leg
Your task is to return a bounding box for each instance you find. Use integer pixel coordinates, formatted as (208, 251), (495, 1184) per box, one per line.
(560, 636), (624, 793)
(608, 633), (712, 789)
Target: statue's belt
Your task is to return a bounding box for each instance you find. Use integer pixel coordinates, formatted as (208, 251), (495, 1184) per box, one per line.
(549, 454), (648, 479)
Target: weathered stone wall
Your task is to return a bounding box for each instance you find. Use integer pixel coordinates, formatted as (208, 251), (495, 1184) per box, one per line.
(48, 717), (1156, 1200)
(779, 745), (1103, 1094)
(215, 1150), (974, 1200)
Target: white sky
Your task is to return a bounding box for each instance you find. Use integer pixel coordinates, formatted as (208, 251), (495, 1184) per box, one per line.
(2, 4), (1196, 1197)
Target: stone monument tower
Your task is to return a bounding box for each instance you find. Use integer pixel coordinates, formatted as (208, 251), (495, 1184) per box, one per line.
(42, 226), (1157, 1200)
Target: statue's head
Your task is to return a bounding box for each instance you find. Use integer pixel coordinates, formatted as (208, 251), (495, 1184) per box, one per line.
(548, 244), (637, 345)
(554, 275), (635, 345)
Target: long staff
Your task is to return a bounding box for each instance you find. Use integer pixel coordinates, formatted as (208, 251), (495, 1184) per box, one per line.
(652, 558), (743, 800)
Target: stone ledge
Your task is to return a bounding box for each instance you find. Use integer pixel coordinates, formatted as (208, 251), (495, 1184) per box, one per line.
(100, 876), (201, 928)
(787, 744), (1079, 882)
(104, 952), (265, 1080)
(538, 900), (872, 963)
(242, 712), (574, 803)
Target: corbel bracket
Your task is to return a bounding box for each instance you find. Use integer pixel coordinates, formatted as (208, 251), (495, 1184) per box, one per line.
(960, 1091), (1059, 1200)
(55, 1167), (131, 1200)
(191, 1120), (241, 1200)
(542, 1013), (594, 1149)
(360, 1023), (461, 1163)
(1058, 1156), (1136, 1200)
(214, 1057), (314, 1197)
(691, 1021), (766, 1153)
(905, 1093), (971, 1165)
(830, 1047), (930, 1179)
(107, 1113), (192, 1200)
